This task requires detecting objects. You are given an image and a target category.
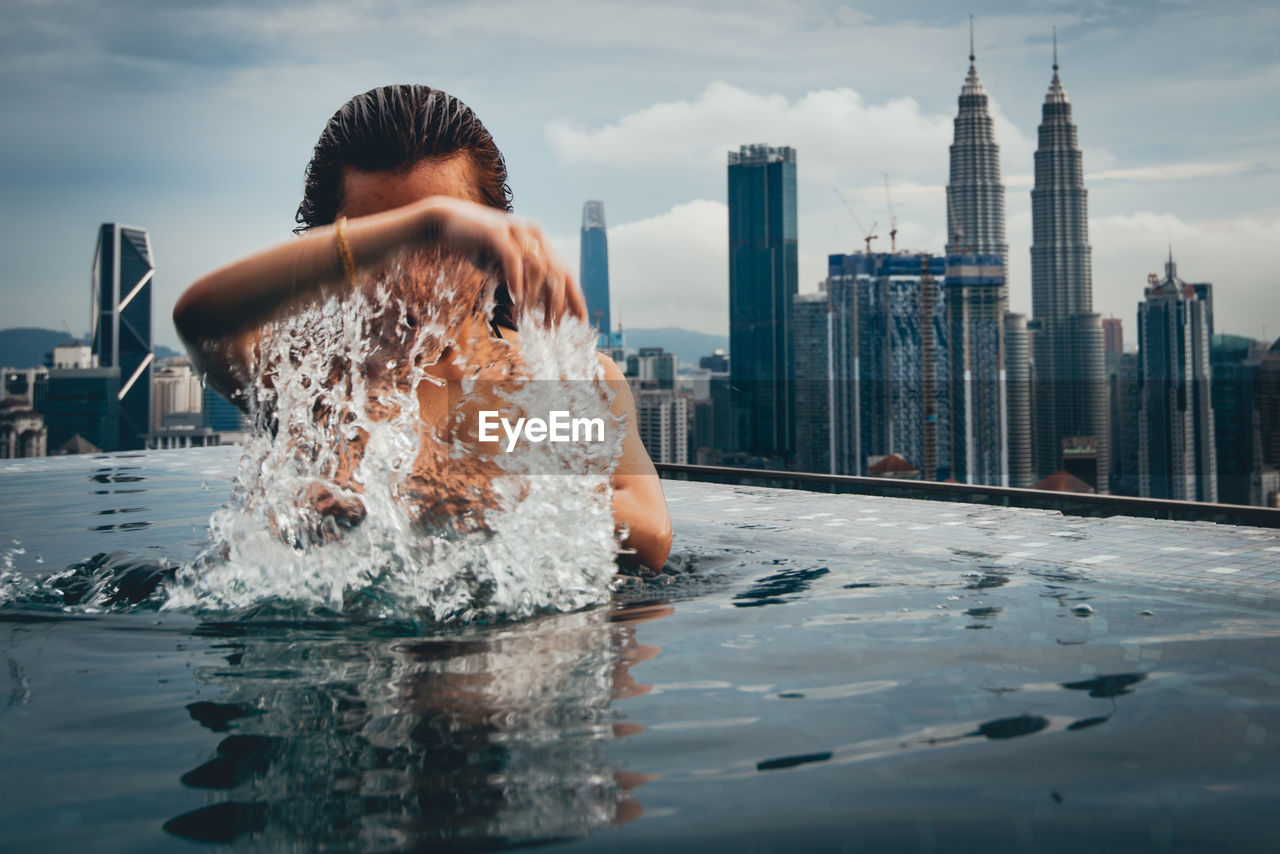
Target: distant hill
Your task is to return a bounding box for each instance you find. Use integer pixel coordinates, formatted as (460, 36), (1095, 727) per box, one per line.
(619, 327), (728, 368)
(0, 327), (180, 368)
(0, 328), (77, 368)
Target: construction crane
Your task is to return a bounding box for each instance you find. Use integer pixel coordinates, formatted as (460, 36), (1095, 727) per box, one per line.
(883, 174), (898, 254)
(833, 187), (878, 256)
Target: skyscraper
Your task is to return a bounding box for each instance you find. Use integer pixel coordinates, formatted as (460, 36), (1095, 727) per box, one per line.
(945, 30), (1011, 486)
(791, 291), (834, 474)
(1210, 333), (1264, 505)
(1004, 312), (1032, 487)
(1029, 38), (1109, 491)
(579, 201), (611, 342)
(945, 253), (1008, 485)
(1102, 318), (1123, 355)
(1137, 255), (1216, 502)
(1257, 338), (1280, 506)
(634, 388), (689, 465)
(728, 144), (798, 461)
(820, 253), (953, 479)
(91, 223), (154, 450)
(1108, 350), (1142, 497)
(821, 266), (862, 476)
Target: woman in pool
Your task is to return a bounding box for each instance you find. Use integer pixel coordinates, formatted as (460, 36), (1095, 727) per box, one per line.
(173, 84), (672, 571)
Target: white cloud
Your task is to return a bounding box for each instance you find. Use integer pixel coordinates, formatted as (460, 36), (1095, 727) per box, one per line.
(556, 200), (730, 336)
(547, 82), (960, 182)
(1006, 158), (1263, 189)
(1091, 160), (1263, 183)
(1089, 212), (1280, 342)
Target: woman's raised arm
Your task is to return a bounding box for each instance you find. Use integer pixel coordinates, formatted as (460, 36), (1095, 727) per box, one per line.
(173, 197), (588, 397)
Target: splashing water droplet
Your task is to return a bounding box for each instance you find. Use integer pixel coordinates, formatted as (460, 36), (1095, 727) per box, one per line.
(165, 251), (623, 624)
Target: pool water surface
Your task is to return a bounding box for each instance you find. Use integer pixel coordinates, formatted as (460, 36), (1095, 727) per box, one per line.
(2, 448), (1279, 852)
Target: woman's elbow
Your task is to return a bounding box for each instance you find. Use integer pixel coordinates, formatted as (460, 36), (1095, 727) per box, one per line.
(613, 479), (673, 572)
(172, 285), (206, 349)
(649, 517), (673, 571)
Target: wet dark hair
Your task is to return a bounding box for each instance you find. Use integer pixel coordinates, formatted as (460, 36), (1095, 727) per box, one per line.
(294, 84), (513, 233)
(296, 84), (517, 332)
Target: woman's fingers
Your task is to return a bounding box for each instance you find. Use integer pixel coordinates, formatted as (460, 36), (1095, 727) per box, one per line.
(546, 273), (566, 327)
(499, 232), (524, 304)
(426, 198), (588, 327)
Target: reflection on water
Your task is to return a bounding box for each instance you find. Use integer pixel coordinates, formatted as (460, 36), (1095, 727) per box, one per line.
(163, 603), (670, 850)
(747, 672), (1149, 781)
(732, 563), (830, 608)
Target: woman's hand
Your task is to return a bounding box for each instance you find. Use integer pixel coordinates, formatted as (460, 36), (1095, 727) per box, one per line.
(420, 197), (589, 327)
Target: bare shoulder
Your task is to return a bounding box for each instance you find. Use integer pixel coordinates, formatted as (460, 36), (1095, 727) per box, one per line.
(595, 352), (636, 416)
(597, 351), (627, 383)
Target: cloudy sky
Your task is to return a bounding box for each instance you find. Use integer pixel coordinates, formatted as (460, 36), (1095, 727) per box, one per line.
(3, 0), (1278, 350)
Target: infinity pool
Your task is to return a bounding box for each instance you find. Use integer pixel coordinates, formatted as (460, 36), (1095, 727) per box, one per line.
(2, 447), (1279, 852)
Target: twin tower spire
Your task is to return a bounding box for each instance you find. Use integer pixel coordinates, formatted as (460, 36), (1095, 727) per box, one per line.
(948, 19), (1103, 490)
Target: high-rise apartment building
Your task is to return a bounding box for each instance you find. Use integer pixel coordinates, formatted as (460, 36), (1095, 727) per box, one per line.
(791, 291), (834, 474)
(580, 201), (612, 343)
(944, 253), (1008, 485)
(1004, 312), (1032, 487)
(1029, 45), (1109, 491)
(634, 388), (689, 465)
(91, 223), (154, 450)
(625, 347), (676, 390)
(1108, 351), (1142, 497)
(728, 144), (798, 462)
(819, 270), (862, 476)
(1137, 256), (1216, 501)
(1259, 339), (1280, 478)
(152, 358), (203, 431)
(819, 253), (953, 479)
(1210, 334), (1265, 505)
(1102, 318), (1123, 355)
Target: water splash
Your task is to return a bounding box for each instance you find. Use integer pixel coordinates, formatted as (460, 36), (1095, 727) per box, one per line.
(164, 251), (624, 624)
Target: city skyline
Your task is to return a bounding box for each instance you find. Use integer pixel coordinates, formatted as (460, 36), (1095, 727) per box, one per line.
(1, 2), (1277, 349)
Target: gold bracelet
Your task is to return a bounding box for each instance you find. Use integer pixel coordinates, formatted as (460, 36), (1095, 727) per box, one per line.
(334, 216), (358, 288)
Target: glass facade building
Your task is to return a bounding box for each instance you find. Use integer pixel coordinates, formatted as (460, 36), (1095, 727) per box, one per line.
(38, 367), (121, 452)
(819, 253), (951, 479)
(91, 224), (154, 451)
(944, 254), (1008, 485)
(790, 292), (834, 474)
(728, 144), (798, 462)
(579, 201), (611, 341)
(203, 384), (250, 432)
(1137, 257), (1217, 502)
(1029, 55), (1108, 491)
(1210, 333), (1263, 505)
(944, 44), (1014, 486)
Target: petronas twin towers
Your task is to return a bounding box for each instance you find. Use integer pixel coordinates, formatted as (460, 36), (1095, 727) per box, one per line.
(947, 27), (1107, 490)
